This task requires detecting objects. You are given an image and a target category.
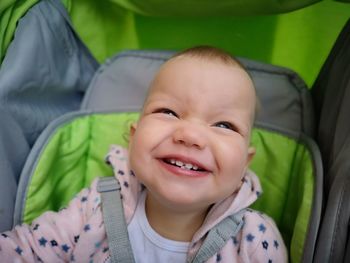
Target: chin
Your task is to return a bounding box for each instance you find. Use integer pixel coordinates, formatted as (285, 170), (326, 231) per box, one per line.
(159, 191), (213, 212)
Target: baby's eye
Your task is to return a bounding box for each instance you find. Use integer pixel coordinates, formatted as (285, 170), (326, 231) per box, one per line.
(154, 108), (178, 118)
(214, 121), (237, 131)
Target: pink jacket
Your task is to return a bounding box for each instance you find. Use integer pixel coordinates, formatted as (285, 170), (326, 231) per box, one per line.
(0, 145), (287, 262)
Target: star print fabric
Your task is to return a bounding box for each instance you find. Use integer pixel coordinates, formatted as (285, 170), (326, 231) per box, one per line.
(0, 145), (287, 262)
(0, 179), (110, 262)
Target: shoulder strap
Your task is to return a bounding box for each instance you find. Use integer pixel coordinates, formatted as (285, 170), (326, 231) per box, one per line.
(98, 175), (245, 263)
(189, 209), (246, 263)
(97, 176), (135, 263)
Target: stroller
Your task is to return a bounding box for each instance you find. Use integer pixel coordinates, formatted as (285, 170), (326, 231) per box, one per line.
(0, 0), (350, 262)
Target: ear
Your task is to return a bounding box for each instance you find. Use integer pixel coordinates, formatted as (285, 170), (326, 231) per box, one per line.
(246, 146), (256, 166)
(129, 122), (137, 138)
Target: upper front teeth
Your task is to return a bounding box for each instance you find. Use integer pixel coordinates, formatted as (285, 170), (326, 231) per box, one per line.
(170, 159), (198, 170)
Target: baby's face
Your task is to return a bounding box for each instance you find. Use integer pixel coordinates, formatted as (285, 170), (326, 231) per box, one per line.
(129, 57), (256, 213)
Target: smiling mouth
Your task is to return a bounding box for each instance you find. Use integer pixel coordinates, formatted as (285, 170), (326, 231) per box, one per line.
(163, 158), (207, 172)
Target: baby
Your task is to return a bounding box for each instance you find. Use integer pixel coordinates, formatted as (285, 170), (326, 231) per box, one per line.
(0, 46), (287, 262)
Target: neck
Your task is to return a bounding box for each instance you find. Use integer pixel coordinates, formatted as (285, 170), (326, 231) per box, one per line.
(145, 192), (209, 242)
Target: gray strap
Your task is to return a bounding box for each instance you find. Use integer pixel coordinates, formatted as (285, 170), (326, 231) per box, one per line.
(97, 176), (135, 263)
(190, 209), (246, 263)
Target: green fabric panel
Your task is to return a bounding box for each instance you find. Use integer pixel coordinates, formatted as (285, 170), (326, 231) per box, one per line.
(250, 130), (295, 246)
(133, 1), (350, 87)
(2, 0), (349, 86)
(250, 130), (297, 232)
(64, 0), (350, 86)
(286, 143), (314, 263)
(64, 0), (139, 64)
(0, 0), (38, 61)
(108, 0), (321, 16)
(268, 0), (350, 86)
(0, 0), (14, 13)
(250, 129), (314, 263)
(24, 113), (315, 263)
(23, 113), (139, 224)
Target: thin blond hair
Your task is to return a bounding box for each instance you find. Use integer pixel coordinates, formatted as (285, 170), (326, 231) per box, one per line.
(171, 45), (247, 72)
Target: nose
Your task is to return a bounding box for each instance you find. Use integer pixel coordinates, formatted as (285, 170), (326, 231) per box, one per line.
(172, 122), (206, 149)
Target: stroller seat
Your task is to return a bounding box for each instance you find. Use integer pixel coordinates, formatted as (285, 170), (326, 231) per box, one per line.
(13, 50), (322, 263)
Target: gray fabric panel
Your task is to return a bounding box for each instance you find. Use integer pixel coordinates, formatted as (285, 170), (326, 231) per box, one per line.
(0, 111), (29, 231)
(81, 52), (173, 113)
(312, 18), (350, 189)
(313, 137), (350, 263)
(345, 235), (350, 263)
(82, 50), (313, 136)
(0, 0), (98, 146)
(312, 19), (350, 263)
(298, 134), (323, 263)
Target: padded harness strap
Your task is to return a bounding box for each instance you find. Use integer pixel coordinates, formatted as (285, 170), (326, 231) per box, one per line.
(97, 176), (135, 263)
(98, 176), (245, 263)
(189, 210), (246, 263)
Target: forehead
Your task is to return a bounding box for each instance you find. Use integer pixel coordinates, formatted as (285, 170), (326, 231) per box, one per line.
(147, 57), (255, 108)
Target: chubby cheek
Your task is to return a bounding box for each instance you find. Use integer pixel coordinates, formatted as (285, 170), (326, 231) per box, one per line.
(129, 131), (148, 180)
(128, 124), (162, 185)
(216, 143), (249, 187)
(129, 146), (152, 189)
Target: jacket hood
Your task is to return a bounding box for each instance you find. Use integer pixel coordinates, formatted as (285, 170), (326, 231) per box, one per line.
(191, 169), (262, 243)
